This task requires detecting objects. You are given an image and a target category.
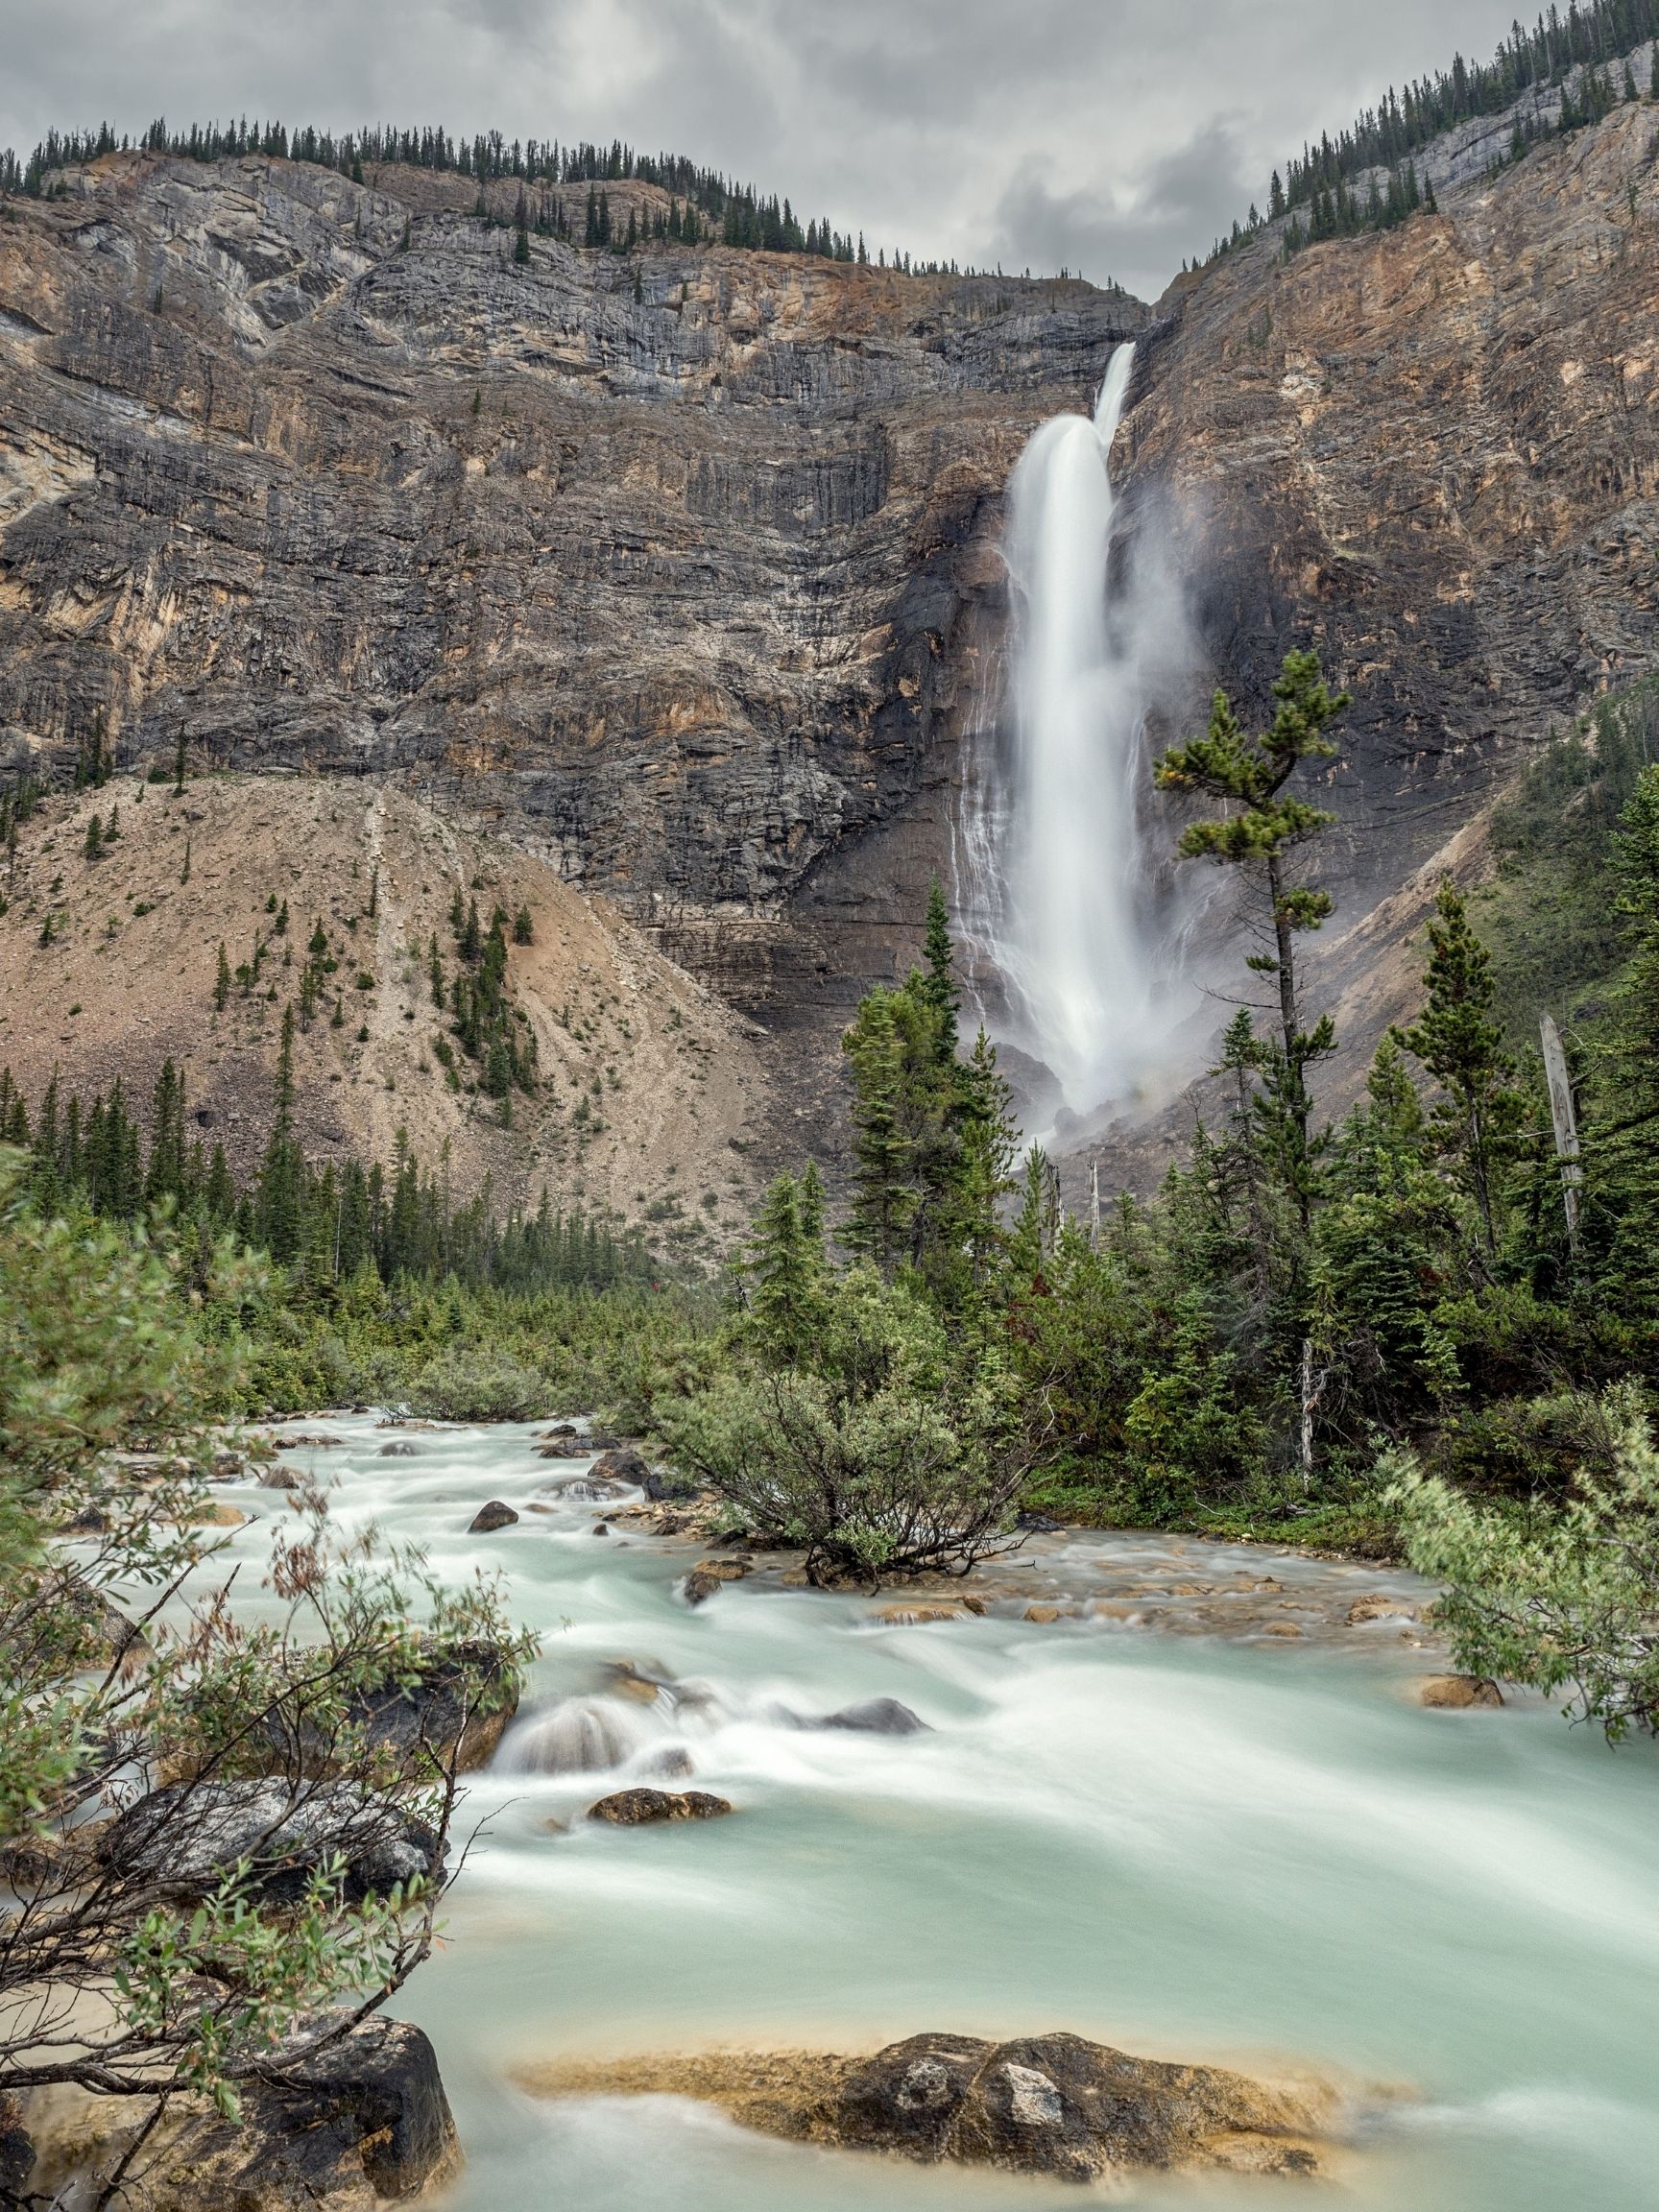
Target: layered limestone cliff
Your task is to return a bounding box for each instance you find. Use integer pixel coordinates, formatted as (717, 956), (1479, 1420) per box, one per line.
(1, 101), (1656, 1185)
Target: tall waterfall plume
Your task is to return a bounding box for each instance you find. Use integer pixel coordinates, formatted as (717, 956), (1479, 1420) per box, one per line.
(957, 342), (1180, 1119)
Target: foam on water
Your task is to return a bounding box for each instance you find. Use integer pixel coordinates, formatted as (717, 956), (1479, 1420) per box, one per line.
(204, 1417), (1659, 2212)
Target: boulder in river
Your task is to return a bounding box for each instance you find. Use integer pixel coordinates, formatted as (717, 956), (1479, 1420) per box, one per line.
(1416, 1674), (1503, 1709)
(469, 1500), (519, 1532)
(500, 1696), (644, 1774)
(807, 1696), (929, 1736)
(683, 1570), (726, 1606)
(100, 1778), (442, 1905)
(587, 1788), (733, 1824)
(642, 1468), (700, 1503)
(19, 2016), (460, 2211)
(517, 2031), (1342, 2181)
(1346, 1594), (1419, 1625)
(379, 1440), (420, 1457)
(589, 1446), (650, 1484)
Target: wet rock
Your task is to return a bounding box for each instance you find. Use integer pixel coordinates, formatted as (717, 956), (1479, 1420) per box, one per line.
(0, 2092), (31, 2209)
(379, 1440), (420, 1457)
(100, 1779), (442, 1906)
(694, 1556), (753, 1582)
(536, 1424), (584, 1453)
(469, 1500), (519, 1532)
(1416, 1674), (1503, 1709)
(1024, 1604), (1064, 1624)
(501, 1697), (643, 1774)
(276, 1434), (345, 1452)
(259, 1464), (306, 1490)
(806, 1697), (929, 1737)
(19, 2016), (460, 2211)
(872, 1602), (971, 1625)
(592, 1522), (611, 1537)
(637, 1745), (695, 1779)
(1347, 1595), (1419, 1625)
(589, 1447), (650, 1484)
(587, 1788), (733, 1825)
(1262, 1622), (1304, 1639)
(1016, 1510), (1065, 1533)
(683, 1569), (725, 1605)
(519, 2031), (1341, 2181)
(250, 1637), (520, 1776)
(642, 1468), (700, 1503)
(556, 1478), (633, 1503)
(603, 1661), (673, 1704)
(584, 1433), (623, 1454)
(60, 1575), (150, 1678)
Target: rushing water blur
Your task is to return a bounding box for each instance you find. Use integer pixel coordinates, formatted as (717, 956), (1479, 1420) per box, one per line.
(215, 1418), (1659, 2212)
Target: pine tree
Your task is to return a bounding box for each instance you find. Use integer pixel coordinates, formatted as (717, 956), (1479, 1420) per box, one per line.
(84, 811), (103, 862)
(512, 904), (534, 945)
(1403, 877), (1521, 1262)
(214, 941), (230, 1013)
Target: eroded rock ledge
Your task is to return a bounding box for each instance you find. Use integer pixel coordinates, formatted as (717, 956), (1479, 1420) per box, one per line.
(518, 2029), (1352, 2184)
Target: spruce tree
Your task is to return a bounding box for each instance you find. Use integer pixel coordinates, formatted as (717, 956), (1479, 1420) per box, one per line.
(255, 1004), (305, 1264)
(743, 1166), (830, 1366)
(214, 941), (230, 1013)
(1156, 650), (1351, 1229)
(1403, 877), (1520, 1262)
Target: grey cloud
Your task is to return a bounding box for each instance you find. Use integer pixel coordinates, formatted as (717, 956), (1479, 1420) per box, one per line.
(991, 120), (1253, 297)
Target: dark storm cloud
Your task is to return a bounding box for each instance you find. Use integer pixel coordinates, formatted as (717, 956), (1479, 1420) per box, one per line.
(0, 0), (1524, 299)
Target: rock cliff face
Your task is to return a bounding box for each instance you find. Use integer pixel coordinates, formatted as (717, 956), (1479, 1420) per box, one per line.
(1, 104), (1656, 1174)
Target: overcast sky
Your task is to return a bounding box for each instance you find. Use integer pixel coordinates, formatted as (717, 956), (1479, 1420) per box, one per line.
(1, 0), (1523, 299)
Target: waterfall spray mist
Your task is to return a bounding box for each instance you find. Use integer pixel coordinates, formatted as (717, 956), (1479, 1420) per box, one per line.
(958, 343), (1185, 1119)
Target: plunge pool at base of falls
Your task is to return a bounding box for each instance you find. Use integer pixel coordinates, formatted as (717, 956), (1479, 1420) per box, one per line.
(211, 1416), (1659, 2212)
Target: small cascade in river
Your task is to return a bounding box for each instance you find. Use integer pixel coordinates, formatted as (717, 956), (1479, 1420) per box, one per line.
(957, 341), (1175, 1118)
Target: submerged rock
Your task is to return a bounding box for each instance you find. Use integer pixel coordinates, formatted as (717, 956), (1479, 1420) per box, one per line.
(20, 2016), (460, 2211)
(499, 1696), (644, 1774)
(469, 1500), (519, 1532)
(1347, 1595), (1419, 1625)
(587, 1788), (733, 1825)
(792, 1697), (929, 1737)
(1416, 1674), (1503, 1709)
(519, 2030), (1343, 2182)
(379, 1440), (420, 1457)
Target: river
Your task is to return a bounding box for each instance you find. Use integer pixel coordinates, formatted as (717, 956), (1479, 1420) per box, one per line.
(219, 1416), (1659, 2212)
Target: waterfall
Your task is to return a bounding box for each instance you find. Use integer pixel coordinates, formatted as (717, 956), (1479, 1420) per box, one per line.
(958, 342), (1168, 1118)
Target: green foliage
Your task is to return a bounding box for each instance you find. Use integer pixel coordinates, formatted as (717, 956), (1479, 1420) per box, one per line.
(841, 885), (1016, 1309)
(658, 1267), (1032, 1584)
(1391, 1383), (1659, 1738)
(0, 1152), (533, 2115)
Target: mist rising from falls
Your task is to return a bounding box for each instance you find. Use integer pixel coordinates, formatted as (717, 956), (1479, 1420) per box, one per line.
(958, 342), (1184, 1120)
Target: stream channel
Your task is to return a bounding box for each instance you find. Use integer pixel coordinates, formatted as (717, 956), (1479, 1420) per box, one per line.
(220, 1416), (1659, 2212)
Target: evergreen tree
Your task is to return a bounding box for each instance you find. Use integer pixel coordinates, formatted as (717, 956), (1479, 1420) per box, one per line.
(254, 1004), (304, 1264)
(1403, 877), (1521, 1262)
(742, 1166), (830, 1366)
(1156, 650), (1351, 1229)
(214, 941), (230, 1013)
